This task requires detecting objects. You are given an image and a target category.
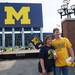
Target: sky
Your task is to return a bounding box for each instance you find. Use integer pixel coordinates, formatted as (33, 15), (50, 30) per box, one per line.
(0, 0), (75, 32)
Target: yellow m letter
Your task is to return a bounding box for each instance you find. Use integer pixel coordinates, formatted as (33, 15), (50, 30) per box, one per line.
(5, 6), (31, 24)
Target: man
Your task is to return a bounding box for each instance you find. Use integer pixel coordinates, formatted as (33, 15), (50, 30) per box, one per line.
(52, 28), (74, 75)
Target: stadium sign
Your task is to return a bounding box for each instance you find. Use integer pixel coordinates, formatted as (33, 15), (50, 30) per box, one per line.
(0, 3), (43, 27)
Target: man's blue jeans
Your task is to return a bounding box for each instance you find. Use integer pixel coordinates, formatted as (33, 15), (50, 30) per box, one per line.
(55, 66), (69, 75)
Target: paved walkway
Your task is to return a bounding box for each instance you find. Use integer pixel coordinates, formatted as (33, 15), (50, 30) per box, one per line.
(0, 59), (39, 75)
(0, 59), (75, 75)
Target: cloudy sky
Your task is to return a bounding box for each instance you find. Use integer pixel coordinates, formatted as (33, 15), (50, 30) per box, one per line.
(0, 0), (75, 32)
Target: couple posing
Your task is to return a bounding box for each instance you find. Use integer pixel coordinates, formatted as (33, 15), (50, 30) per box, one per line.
(38, 28), (74, 75)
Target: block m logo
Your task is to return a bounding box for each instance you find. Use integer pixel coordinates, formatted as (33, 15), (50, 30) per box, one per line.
(5, 6), (31, 24)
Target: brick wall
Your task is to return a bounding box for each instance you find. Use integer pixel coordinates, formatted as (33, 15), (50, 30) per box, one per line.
(62, 19), (75, 54)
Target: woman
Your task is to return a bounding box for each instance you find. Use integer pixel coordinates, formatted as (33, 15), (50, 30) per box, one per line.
(38, 35), (56, 75)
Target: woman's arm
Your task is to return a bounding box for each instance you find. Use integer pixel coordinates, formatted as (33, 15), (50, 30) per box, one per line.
(39, 58), (46, 74)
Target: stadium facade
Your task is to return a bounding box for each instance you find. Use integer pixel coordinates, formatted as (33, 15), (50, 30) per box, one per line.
(0, 3), (43, 48)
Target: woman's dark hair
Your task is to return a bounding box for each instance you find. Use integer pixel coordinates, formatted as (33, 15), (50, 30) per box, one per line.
(44, 35), (52, 45)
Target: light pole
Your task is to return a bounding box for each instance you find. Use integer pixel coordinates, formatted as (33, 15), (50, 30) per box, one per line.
(57, 0), (75, 19)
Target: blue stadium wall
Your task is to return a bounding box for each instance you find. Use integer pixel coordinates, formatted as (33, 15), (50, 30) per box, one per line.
(0, 3), (44, 48)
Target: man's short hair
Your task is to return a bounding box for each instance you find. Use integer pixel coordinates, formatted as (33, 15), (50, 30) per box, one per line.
(53, 28), (59, 33)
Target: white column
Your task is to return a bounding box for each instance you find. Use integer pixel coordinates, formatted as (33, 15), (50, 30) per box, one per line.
(12, 28), (15, 48)
(2, 28), (5, 48)
(40, 27), (43, 42)
(22, 28), (25, 48)
(31, 27), (34, 35)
